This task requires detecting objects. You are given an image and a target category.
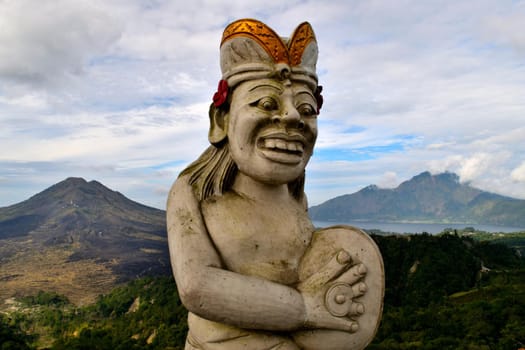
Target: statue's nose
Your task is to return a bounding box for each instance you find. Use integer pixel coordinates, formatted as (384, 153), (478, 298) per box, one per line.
(271, 110), (304, 129)
(279, 104), (304, 129)
(283, 107), (300, 121)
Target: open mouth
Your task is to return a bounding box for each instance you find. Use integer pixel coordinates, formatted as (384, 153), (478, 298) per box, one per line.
(257, 133), (306, 164)
(260, 138), (304, 154)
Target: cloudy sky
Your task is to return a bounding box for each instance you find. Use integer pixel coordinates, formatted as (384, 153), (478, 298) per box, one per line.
(1, 0), (524, 210)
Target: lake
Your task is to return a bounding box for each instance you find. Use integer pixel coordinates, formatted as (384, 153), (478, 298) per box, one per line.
(312, 220), (525, 234)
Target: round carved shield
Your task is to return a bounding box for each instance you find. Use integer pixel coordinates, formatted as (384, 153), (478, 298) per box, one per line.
(294, 225), (385, 350)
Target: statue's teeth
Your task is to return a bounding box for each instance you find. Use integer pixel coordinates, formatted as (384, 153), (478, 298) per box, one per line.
(265, 139), (276, 149)
(273, 140), (285, 150)
(264, 138), (303, 152)
(287, 142), (297, 151)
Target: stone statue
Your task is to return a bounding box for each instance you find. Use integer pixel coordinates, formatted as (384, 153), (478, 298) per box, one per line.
(167, 19), (384, 350)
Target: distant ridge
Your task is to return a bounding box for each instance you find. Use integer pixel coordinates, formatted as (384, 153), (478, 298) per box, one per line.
(309, 171), (525, 227)
(0, 177), (170, 305)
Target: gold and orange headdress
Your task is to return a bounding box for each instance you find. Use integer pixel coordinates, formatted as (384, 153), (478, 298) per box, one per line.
(219, 19), (319, 92)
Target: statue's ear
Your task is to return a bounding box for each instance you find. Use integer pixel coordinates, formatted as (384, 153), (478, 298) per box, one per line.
(208, 103), (229, 146)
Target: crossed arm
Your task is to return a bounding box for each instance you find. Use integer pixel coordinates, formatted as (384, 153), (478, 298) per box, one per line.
(166, 177), (363, 333)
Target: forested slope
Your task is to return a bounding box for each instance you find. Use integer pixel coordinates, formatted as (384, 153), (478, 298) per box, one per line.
(2, 232), (524, 350)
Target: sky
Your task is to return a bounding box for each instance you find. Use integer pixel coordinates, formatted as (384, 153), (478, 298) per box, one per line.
(1, 0), (524, 210)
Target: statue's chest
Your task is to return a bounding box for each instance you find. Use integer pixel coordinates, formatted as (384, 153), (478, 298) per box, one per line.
(202, 194), (313, 285)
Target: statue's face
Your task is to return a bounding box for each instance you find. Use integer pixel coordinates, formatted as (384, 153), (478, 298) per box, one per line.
(227, 78), (318, 185)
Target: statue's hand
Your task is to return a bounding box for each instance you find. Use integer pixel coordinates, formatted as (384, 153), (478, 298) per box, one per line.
(297, 249), (367, 333)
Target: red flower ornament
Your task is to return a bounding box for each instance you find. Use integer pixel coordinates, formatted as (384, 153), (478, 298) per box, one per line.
(213, 79), (229, 108)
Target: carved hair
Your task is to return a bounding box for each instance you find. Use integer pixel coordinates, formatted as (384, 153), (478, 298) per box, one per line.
(179, 143), (236, 201)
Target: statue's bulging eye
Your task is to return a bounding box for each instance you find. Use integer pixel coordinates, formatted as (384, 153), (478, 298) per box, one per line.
(255, 97), (278, 112)
(297, 103), (316, 117)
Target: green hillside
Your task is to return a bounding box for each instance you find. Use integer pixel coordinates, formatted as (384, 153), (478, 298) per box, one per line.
(2, 232), (524, 350)
(1, 277), (187, 350)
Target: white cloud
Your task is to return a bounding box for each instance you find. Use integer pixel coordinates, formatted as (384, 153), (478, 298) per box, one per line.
(0, 0), (122, 87)
(0, 103), (209, 164)
(511, 162), (525, 182)
(2, 0), (525, 209)
(0, 93), (49, 110)
(377, 171), (399, 189)
(457, 153), (494, 182)
(483, 10), (525, 55)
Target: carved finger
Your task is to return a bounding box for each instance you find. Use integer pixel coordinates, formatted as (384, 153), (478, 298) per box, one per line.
(299, 249), (352, 291)
(352, 282), (367, 298)
(336, 263), (367, 285)
(322, 318), (359, 333)
(348, 302), (365, 317)
(305, 308), (359, 333)
(303, 290), (359, 333)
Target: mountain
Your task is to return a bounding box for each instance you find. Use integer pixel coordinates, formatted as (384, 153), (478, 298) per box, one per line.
(309, 171), (525, 227)
(0, 178), (170, 306)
